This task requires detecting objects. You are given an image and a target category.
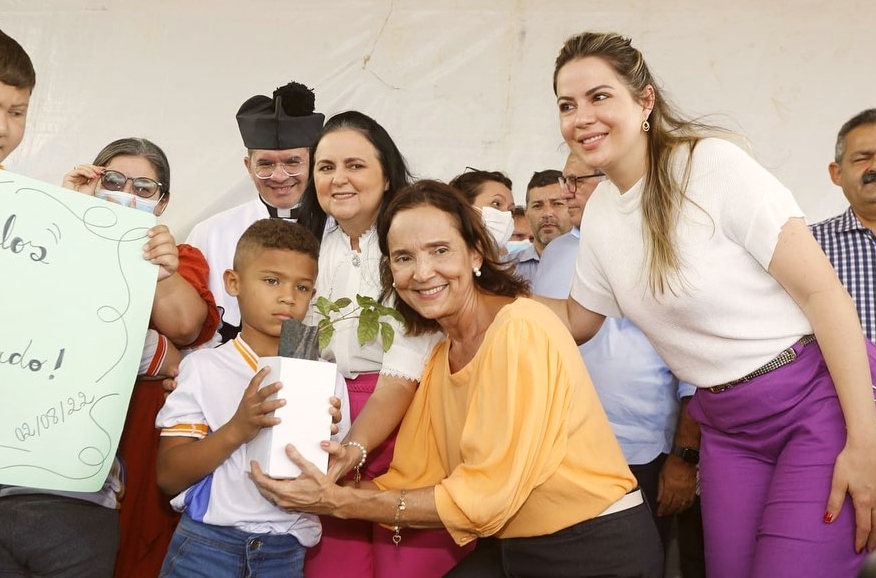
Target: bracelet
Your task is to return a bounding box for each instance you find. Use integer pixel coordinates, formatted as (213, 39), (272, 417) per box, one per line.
(343, 441), (367, 484)
(392, 489), (407, 546)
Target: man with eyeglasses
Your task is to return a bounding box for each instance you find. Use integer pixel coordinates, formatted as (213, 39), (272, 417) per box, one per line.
(534, 153), (604, 287)
(186, 81), (324, 345)
(533, 153), (705, 578)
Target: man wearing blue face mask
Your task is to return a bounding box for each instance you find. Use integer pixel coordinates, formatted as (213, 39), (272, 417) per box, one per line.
(507, 206), (534, 253)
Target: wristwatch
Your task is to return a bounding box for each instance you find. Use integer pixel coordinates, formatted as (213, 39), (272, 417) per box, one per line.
(670, 445), (700, 465)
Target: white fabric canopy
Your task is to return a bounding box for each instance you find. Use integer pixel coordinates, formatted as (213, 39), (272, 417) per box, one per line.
(2, 0), (868, 239)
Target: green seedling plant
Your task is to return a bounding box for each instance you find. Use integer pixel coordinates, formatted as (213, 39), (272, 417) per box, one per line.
(314, 294), (404, 353)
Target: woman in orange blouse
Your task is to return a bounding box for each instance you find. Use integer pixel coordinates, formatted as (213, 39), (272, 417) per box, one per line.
(252, 180), (661, 577)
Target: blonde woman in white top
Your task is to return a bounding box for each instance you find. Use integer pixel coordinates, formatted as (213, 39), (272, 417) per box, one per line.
(539, 31), (876, 578)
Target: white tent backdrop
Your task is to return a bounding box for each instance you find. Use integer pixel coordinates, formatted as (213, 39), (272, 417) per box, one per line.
(2, 0), (871, 239)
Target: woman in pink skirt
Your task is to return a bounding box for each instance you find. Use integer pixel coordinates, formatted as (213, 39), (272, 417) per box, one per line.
(297, 110), (471, 577)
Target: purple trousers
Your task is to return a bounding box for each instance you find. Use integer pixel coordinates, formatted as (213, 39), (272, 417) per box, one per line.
(688, 339), (876, 578)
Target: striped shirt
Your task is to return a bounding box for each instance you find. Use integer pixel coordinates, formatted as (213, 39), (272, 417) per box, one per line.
(810, 207), (876, 344)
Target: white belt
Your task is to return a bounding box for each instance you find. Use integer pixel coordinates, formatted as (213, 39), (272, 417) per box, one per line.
(597, 488), (644, 518)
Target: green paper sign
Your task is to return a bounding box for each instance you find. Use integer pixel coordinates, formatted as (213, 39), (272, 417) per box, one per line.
(0, 171), (157, 491)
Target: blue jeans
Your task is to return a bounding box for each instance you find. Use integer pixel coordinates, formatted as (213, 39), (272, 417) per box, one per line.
(159, 515), (305, 578)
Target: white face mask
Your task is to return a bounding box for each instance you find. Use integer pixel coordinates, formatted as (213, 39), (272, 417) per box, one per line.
(95, 189), (162, 214)
(479, 206), (514, 249)
(506, 239), (532, 254)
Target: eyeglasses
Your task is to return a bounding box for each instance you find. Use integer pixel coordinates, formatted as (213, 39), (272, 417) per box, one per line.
(252, 160), (305, 180)
(101, 170), (163, 198)
(463, 166), (507, 179)
(558, 173), (605, 193)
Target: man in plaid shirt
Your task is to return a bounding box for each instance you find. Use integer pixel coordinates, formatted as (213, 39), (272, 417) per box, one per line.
(811, 108), (876, 344)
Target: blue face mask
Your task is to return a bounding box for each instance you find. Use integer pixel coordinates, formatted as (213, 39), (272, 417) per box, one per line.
(95, 189), (162, 214)
(506, 240), (532, 254)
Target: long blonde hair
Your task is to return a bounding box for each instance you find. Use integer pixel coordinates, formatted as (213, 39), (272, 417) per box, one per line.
(554, 32), (730, 295)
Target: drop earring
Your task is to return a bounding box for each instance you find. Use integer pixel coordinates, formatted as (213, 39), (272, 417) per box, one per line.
(642, 120), (650, 132)
(473, 267), (482, 278)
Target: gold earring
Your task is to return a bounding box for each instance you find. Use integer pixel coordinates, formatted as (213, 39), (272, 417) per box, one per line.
(642, 120), (650, 133)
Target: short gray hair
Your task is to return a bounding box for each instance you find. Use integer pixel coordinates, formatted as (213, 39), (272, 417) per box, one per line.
(835, 109), (876, 162)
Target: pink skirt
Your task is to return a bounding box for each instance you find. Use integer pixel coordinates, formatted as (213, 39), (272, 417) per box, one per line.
(304, 373), (472, 577)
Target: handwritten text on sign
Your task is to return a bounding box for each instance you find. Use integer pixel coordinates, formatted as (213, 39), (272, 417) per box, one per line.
(0, 171), (156, 492)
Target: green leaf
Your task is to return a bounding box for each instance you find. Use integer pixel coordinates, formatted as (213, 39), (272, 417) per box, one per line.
(314, 294), (402, 352)
(376, 303), (405, 323)
(357, 294), (378, 309)
(380, 322), (395, 353)
(318, 322), (334, 351)
(357, 308), (379, 346)
(317, 318), (333, 349)
(315, 296), (333, 317)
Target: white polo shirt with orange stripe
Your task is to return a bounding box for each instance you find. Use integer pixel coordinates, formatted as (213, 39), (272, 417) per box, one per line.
(156, 336), (349, 546)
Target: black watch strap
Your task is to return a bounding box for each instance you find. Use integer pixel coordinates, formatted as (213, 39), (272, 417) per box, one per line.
(670, 445), (700, 465)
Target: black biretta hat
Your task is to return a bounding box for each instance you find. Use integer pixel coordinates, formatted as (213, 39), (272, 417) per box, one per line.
(236, 81), (325, 150)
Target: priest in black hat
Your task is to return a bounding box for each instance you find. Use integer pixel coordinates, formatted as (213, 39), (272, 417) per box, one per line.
(186, 81), (324, 344)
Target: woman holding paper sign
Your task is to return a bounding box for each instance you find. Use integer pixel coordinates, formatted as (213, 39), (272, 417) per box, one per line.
(296, 111), (469, 576)
(62, 137), (220, 578)
(251, 181), (663, 577)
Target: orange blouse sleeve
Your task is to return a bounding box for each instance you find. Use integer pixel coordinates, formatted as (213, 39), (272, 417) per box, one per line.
(174, 243), (220, 348)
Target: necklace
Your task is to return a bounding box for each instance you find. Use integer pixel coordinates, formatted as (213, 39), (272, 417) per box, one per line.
(322, 226), (380, 303)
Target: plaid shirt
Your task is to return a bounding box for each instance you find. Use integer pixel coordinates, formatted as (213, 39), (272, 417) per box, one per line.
(811, 207), (876, 344)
